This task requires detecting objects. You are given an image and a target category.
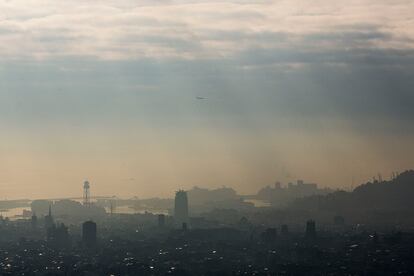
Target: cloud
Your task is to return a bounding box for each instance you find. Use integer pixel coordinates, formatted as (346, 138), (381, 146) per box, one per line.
(0, 0), (413, 60)
(1, 0), (414, 142)
(1, 0), (414, 198)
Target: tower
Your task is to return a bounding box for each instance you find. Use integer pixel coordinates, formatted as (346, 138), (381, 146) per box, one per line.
(44, 204), (54, 229)
(110, 201), (115, 215)
(82, 220), (97, 247)
(174, 190), (189, 228)
(83, 180), (90, 206)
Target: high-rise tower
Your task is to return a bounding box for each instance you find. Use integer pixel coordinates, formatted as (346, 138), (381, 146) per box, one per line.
(82, 220), (97, 247)
(83, 180), (90, 206)
(306, 219), (316, 238)
(174, 190), (189, 228)
(44, 204), (54, 229)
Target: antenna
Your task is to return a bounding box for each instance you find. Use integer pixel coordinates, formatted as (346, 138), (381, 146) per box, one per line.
(110, 200), (114, 215)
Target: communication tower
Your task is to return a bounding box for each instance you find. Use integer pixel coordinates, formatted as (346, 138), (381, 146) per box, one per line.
(83, 180), (90, 206)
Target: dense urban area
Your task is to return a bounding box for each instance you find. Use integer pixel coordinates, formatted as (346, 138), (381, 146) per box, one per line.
(0, 171), (414, 275)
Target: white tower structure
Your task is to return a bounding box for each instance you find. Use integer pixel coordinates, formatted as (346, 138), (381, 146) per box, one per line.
(83, 180), (90, 206)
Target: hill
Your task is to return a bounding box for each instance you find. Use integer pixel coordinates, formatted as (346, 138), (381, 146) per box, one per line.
(290, 170), (414, 225)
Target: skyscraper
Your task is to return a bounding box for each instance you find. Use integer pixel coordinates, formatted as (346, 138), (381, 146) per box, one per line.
(306, 219), (316, 238)
(44, 204), (54, 229)
(82, 220), (97, 247)
(31, 212), (38, 229)
(174, 190), (189, 228)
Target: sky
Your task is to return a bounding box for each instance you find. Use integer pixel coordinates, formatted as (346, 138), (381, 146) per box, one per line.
(0, 0), (414, 199)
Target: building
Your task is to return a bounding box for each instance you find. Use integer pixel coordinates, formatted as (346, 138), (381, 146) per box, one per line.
(261, 228), (277, 243)
(182, 222), (188, 231)
(174, 190), (189, 228)
(31, 213), (38, 229)
(47, 223), (70, 248)
(44, 205), (54, 229)
(306, 220), (316, 238)
(82, 220), (97, 247)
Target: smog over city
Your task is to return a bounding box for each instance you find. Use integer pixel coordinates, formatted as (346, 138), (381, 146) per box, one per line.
(0, 0), (414, 275)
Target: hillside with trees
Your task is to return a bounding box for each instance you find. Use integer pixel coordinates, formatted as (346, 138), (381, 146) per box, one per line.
(290, 170), (414, 226)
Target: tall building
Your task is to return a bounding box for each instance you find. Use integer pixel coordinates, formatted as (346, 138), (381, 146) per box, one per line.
(261, 228), (277, 242)
(306, 219), (316, 238)
(174, 190), (189, 228)
(82, 220), (97, 247)
(47, 223), (70, 248)
(182, 222), (188, 231)
(44, 205), (54, 229)
(31, 213), (38, 229)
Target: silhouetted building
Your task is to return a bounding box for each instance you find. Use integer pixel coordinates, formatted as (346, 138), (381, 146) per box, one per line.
(33, 199), (106, 219)
(306, 220), (316, 238)
(44, 205), (54, 229)
(256, 179), (332, 207)
(158, 214), (165, 227)
(31, 213), (38, 229)
(47, 223), (70, 248)
(82, 220), (97, 247)
(174, 190), (189, 228)
(261, 228), (277, 243)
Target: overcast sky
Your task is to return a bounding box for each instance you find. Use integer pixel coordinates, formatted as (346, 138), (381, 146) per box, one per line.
(0, 0), (413, 199)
